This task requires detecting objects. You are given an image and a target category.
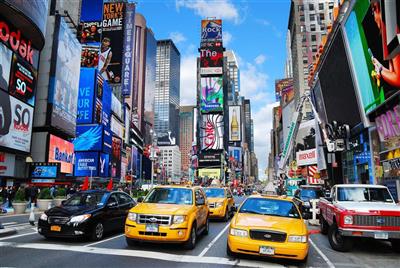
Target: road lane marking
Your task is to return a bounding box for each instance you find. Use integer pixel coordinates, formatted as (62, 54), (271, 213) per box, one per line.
(0, 231), (38, 241)
(2, 222), (17, 226)
(198, 222), (230, 257)
(0, 212), (41, 218)
(0, 241), (284, 268)
(84, 234), (124, 247)
(309, 237), (335, 268)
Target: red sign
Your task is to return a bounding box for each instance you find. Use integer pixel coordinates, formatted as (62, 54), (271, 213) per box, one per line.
(0, 20), (35, 65)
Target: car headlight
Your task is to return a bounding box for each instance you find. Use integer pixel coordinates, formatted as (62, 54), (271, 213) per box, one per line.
(344, 215), (353, 225)
(127, 212), (137, 222)
(230, 228), (248, 237)
(288, 235), (307, 243)
(216, 202), (224, 208)
(39, 213), (48, 221)
(173, 215), (186, 224)
(69, 214), (91, 223)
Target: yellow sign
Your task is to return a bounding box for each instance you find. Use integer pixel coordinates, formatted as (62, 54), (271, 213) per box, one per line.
(198, 169), (221, 179)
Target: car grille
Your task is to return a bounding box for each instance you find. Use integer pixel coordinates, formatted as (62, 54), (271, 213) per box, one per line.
(48, 216), (70, 225)
(249, 230), (287, 242)
(137, 214), (172, 225)
(353, 215), (400, 227)
(139, 231), (167, 237)
(208, 203), (216, 208)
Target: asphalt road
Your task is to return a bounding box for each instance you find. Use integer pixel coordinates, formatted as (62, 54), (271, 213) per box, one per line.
(1, 196), (400, 267)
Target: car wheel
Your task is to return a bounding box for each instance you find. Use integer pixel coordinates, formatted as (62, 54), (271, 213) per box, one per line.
(126, 237), (139, 247)
(223, 208), (229, 222)
(226, 243), (235, 257)
(320, 217), (328, 235)
(203, 217), (209, 235)
(328, 223), (353, 252)
(184, 224), (197, 250)
(91, 222), (104, 241)
(390, 239), (400, 252)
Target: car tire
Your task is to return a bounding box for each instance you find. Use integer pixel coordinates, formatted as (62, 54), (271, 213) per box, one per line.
(390, 239), (400, 252)
(224, 208), (229, 222)
(320, 217), (329, 235)
(328, 223), (353, 252)
(126, 237), (139, 247)
(226, 243), (235, 257)
(203, 217), (209, 235)
(184, 224), (197, 250)
(91, 222), (104, 241)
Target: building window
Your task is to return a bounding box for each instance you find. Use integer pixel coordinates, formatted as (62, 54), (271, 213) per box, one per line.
(319, 3), (324, 10)
(309, 3), (314, 10)
(302, 34), (307, 42)
(303, 58), (308, 64)
(310, 14), (315, 21)
(329, 3), (334, 9)
(310, 24), (316, 31)
(312, 45), (318, 52)
(311, 34), (317, 42)
(321, 24), (326, 31)
(298, 4), (304, 11)
(319, 13), (325, 21)
(300, 15), (305, 22)
(300, 25), (306, 32)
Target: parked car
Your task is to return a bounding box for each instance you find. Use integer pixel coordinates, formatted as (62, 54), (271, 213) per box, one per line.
(294, 185), (324, 217)
(319, 184), (400, 252)
(38, 190), (136, 241)
(204, 187), (235, 221)
(227, 194), (309, 262)
(125, 185), (209, 249)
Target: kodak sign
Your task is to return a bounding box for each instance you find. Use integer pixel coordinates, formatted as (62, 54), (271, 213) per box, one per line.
(0, 20), (34, 65)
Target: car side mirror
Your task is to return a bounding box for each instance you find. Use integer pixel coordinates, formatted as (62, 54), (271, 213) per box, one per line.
(137, 197), (143, 203)
(107, 201), (118, 208)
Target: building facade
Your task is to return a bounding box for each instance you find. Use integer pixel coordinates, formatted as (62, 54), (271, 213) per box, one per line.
(159, 145), (181, 182)
(179, 106), (195, 176)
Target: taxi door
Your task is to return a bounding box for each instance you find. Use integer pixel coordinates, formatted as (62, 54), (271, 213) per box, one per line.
(226, 188), (235, 213)
(195, 189), (207, 228)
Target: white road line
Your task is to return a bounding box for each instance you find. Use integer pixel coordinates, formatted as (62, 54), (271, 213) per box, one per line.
(0, 212), (41, 218)
(198, 223), (230, 257)
(309, 237), (335, 268)
(2, 222), (17, 226)
(84, 234), (125, 247)
(0, 231), (38, 241)
(5, 223), (32, 228)
(0, 241), (284, 267)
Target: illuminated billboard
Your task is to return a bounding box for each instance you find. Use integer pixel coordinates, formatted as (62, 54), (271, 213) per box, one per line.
(200, 42), (223, 75)
(0, 43), (12, 92)
(228, 106), (241, 141)
(48, 134), (74, 174)
(200, 114), (224, 150)
(275, 78), (294, 105)
(201, 19), (222, 42)
(200, 77), (223, 113)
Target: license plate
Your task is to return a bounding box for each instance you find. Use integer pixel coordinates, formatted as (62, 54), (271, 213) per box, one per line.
(145, 223), (159, 232)
(50, 225), (61, 232)
(374, 232), (388, 240)
(259, 246), (275, 255)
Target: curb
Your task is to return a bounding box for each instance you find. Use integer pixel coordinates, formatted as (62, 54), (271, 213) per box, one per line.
(0, 227), (17, 238)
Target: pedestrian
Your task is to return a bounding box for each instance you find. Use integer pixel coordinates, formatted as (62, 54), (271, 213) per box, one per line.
(30, 185), (38, 205)
(50, 185), (56, 198)
(0, 187), (7, 204)
(7, 186), (15, 208)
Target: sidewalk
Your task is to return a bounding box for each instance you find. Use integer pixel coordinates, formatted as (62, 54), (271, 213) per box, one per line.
(0, 226), (17, 238)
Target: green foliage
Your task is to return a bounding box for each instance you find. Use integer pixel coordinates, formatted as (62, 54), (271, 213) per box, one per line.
(38, 188), (53, 199)
(55, 187), (66, 198)
(14, 189), (26, 202)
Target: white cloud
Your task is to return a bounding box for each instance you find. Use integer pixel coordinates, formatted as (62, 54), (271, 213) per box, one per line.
(169, 31), (187, 44)
(254, 54), (267, 65)
(222, 31), (233, 46)
(256, 19), (283, 38)
(180, 54), (197, 106)
(176, 0), (240, 24)
(240, 62), (269, 100)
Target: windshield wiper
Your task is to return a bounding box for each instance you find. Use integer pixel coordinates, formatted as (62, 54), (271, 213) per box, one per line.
(240, 210), (265, 215)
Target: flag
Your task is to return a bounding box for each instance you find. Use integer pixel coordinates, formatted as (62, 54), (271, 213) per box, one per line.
(106, 178), (113, 191)
(82, 176), (89, 191)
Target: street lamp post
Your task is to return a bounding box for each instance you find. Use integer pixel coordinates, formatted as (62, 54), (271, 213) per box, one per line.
(149, 129), (157, 189)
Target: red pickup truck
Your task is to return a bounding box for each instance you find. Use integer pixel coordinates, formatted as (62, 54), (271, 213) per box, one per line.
(319, 184), (400, 252)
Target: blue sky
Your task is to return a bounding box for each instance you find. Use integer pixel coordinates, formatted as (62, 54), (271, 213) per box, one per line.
(136, 0), (290, 179)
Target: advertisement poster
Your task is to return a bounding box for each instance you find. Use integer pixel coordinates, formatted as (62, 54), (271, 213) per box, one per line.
(99, 153), (110, 177)
(273, 106), (282, 129)
(0, 43), (12, 91)
(275, 78), (294, 104)
(200, 42), (223, 75)
(201, 19), (222, 42)
(344, 0), (400, 115)
(95, 98), (102, 124)
(73, 124), (103, 151)
(77, 68), (95, 124)
(111, 115), (124, 138)
(200, 114), (224, 150)
(30, 163), (59, 178)
(198, 168), (220, 179)
(111, 93), (123, 119)
(200, 77), (223, 113)
(228, 147), (242, 170)
(101, 78), (111, 128)
(48, 134), (74, 174)
(103, 127), (112, 154)
(50, 16), (82, 136)
(121, 3), (135, 96)
(8, 54), (37, 106)
(74, 152), (99, 177)
(79, 21), (102, 43)
(0, 91), (33, 153)
(228, 106), (241, 141)
(111, 136), (121, 178)
(295, 119), (317, 166)
(0, 152), (15, 176)
(81, 45), (99, 68)
(98, 1), (125, 85)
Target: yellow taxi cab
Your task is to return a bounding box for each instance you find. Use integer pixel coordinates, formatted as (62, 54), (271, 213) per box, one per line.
(227, 194), (309, 262)
(203, 187), (235, 221)
(125, 185), (209, 249)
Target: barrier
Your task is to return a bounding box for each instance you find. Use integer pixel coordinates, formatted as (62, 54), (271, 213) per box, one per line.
(308, 199), (320, 226)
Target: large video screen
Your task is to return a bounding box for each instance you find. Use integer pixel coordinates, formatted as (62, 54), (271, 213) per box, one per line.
(200, 114), (224, 150)
(200, 77), (223, 113)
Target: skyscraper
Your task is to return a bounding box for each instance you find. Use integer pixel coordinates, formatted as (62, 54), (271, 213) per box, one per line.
(179, 106), (195, 175)
(224, 50), (240, 104)
(155, 39), (181, 145)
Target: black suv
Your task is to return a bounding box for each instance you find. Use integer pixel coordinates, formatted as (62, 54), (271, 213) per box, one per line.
(294, 185), (324, 216)
(38, 190), (136, 241)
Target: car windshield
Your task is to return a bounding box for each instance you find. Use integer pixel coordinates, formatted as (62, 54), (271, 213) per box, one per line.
(204, 188), (225, 198)
(337, 187), (394, 203)
(144, 188), (193, 205)
(300, 189), (321, 199)
(63, 192), (108, 207)
(239, 198), (300, 219)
